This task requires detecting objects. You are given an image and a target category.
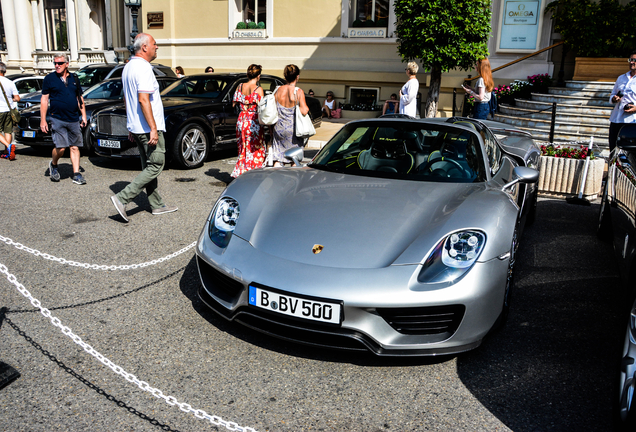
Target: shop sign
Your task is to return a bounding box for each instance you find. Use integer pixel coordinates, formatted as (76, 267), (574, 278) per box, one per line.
(498, 0), (543, 51)
(232, 29), (267, 39)
(348, 28), (386, 38)
(147, 12), (163, 29)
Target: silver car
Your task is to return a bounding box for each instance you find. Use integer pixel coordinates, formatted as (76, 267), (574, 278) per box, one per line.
(195, 117), (540, 356)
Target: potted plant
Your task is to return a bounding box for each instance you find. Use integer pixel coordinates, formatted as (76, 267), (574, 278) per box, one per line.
(546, 0), (636, 81)
(537, 143), (605, 198)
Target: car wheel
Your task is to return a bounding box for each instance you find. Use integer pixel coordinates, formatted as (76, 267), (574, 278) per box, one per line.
(526, 186), (538, 225)
(597, 181), (612, 242)
(80, 127), (93, 156)
(493, 223), (518, 330)
(617, 297), (636, 431)
(172, 124), (209, 169)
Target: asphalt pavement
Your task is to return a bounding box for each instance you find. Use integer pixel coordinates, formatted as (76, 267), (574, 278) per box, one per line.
(0, 141), (626, 432)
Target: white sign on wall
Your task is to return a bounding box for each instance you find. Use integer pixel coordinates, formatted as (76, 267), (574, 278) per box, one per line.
(497, 0), (543, 52)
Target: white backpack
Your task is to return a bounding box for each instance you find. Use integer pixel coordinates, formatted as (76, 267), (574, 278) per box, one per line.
(258, 86), (279, 125)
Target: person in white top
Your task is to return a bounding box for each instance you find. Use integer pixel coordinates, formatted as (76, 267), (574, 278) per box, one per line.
(399, 61), (419, 117)
(462, 58), (494, 120)
(609, 50), (636, 151)
(322, 91), (335, 118)
(0, 62), (19, 160)
(110, 33), (177, 222)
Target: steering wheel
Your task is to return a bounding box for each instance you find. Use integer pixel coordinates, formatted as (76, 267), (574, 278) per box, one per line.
(440, 142), (459, 159)
(420, 158), (468, 178)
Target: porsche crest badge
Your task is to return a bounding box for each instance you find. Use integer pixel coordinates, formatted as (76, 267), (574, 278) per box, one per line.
(312, 244), (324, 254)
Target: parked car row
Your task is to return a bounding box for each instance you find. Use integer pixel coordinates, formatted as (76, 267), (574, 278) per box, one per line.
(15, 68), (323, 169)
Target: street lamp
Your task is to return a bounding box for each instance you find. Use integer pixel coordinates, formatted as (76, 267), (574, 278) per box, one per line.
(124, 0), (142, 55)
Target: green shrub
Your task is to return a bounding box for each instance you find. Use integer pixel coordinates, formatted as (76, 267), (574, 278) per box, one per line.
(257, 21), (265, 29)
(247, 21), (257, 29)
(236, 22), (247, 30)
(364, 19), (375, 27)
(352, 19), (363, 28)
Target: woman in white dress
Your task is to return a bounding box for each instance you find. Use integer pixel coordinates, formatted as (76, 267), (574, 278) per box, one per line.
(399, 61), (419, 117)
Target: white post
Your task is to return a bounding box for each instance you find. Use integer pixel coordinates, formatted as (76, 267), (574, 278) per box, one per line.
(0, 0), (20, 64)
(65, 0), (79, 61)
(13, 0), (35, 62)
(38, 0), (47, 50)
(30, 0), (43, 51)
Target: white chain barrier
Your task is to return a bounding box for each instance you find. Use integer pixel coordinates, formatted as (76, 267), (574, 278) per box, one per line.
(0, 234), (196, 270)
(1, 262), (257, 432)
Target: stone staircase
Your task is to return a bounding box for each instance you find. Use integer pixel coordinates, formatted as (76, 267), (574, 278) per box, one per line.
(493, 81), (613, 147)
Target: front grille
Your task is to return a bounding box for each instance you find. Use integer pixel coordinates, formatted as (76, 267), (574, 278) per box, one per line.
(97, 114), (128, 136)
(377, 305), (465, 337)
(18, 117), (27, 128)
(197, 255), (244, 303)
(28, 116), (41, 129)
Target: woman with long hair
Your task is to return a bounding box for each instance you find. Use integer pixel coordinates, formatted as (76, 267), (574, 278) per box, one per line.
(463, 58), (494, 120)
(175, 66), (184, 78)
(231, 64), (266, 177)
(271, 64), (309, 166)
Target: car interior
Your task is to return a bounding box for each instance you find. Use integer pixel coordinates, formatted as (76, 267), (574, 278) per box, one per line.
(314, 123), (487, 182)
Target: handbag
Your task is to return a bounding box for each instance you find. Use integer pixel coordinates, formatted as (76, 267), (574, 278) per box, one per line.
(0, 81), (19, 124)
(294, 88), (316, 138)
(258, 86), (279, 125)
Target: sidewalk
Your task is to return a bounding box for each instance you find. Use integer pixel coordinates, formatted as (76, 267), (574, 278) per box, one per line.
(307, 118), (351, 149)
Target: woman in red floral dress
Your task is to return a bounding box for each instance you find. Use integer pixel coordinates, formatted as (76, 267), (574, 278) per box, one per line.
(231, 64), (266, 178)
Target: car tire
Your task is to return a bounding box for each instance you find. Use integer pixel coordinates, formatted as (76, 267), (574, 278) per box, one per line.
(80, 127), (93, 156)
(493, 223), (518, 331)
(597, 181), (612, 242)
(172, 123), (209, 169)
(616, 297), (636, 431)
(525, 186), (538, 225)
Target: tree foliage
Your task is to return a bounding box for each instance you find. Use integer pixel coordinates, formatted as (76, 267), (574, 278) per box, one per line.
(546, 0), (636, 58)
(394, 0), (492, 117)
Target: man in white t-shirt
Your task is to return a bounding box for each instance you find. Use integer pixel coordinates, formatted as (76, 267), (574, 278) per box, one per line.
(110, 33), (177, 222)
(0, 62), (19, 160)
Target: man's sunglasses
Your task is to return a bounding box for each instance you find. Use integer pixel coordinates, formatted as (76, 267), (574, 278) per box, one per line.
(54, 61), (67, 66)
(629, 58), (636, 63)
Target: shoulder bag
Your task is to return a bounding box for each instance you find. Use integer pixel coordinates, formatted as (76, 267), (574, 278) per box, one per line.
(258, 86), (279, 125)
(294, 88), (315, 138)
(0, 81), (19, 125)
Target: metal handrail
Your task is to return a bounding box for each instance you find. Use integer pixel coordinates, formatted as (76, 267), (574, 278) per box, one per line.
(463, 41), (564, 83)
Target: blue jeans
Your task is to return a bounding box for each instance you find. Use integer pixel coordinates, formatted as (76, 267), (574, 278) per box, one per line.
(473, 102), (489, 120)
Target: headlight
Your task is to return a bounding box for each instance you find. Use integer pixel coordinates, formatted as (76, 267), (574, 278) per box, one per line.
(208, 197), (240, 248)
(418, 230), (486, 284)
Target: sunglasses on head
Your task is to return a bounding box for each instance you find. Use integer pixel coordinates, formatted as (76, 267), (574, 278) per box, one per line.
(54, 61), (66, 66)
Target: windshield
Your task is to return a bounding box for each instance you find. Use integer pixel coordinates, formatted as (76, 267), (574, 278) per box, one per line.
(161, 76), (232, 99)
(310, 122), (487, 183)
(76, 67), (113, 87)
(83, 80), (123, 100)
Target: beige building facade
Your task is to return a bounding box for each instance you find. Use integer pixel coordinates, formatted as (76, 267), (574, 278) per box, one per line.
(1, 0), (558, 116)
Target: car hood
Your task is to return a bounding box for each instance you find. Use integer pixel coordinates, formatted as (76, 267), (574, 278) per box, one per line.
(225, 167), (518, 269)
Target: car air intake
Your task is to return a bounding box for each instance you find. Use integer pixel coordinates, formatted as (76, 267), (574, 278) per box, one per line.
(376, 305), (465, 337)
(97, 114), (128, 136)
(196, 256), (244, 303)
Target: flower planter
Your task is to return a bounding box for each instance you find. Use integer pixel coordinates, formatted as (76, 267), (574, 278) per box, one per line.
(537, 156), (605, 198)
(340, 110), (381, 119)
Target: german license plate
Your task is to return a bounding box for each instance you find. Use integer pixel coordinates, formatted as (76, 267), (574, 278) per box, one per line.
(21, 131), (35, 138)
(249, 285), (341, 324)
(98, 139), (120, 149)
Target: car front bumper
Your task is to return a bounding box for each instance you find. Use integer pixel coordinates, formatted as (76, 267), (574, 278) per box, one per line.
(195, 226), (510, 356)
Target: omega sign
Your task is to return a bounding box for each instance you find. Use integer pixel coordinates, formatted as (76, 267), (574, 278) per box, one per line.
(348, 28), (386, 38)
(503, 0), (539, 25)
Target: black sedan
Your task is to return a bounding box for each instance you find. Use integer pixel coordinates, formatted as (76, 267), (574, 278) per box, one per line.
(90, 73), (323, 169)
(15, 76), (177, 153)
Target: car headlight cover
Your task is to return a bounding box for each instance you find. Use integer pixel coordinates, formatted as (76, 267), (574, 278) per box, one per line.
(208, 197), (239, 248)
(418, 230), (486, 284)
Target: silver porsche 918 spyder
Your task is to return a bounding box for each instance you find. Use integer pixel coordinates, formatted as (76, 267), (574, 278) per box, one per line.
(195, 116), (540, 356)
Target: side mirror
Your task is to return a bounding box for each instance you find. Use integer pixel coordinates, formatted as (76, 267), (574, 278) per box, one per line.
(617, 124), (636, 150)
(502, 166), (539, 191)
(284, 147), (304, 167)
